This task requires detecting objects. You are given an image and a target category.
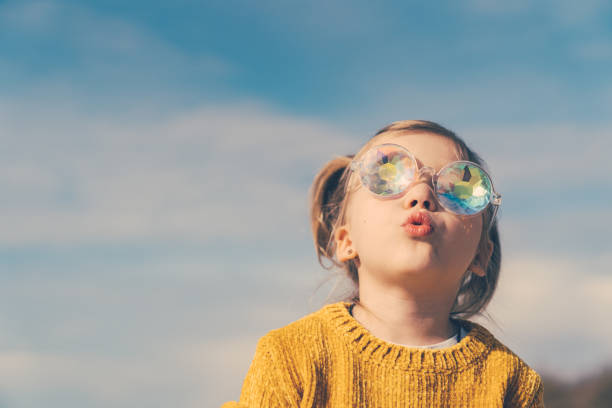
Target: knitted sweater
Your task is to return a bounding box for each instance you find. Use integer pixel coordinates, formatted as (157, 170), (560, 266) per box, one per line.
(221, 301), (544, 407)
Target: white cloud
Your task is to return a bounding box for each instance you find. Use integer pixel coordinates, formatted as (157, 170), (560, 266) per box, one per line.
(0, 255), (333, 408)
(0, 0), (233, 102)
(0, 349), (210, 407)
(462, 122), (612, 192)
(353, 71), (579, 135)
(171, 335), (262, 407)
(0, 100), (355, 246)
(476, 251), (612, 381)
(0, 250), (330, 406)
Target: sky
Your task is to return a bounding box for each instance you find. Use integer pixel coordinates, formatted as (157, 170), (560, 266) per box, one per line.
(1, 0), (611, 407)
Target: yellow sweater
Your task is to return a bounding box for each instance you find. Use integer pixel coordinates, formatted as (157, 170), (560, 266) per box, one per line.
(221, 301), (544, 407)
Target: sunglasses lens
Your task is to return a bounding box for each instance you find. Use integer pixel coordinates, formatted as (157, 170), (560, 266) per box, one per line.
(436, 163), (492, 215)
(359, 145), (417, 196)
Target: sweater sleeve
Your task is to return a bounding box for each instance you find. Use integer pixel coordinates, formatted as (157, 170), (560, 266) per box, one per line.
(505, 363), (545, 408)
(527, 379), (545, 408)
(220, 332), (302, 408)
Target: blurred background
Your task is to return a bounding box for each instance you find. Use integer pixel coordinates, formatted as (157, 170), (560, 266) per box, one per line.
(1, 1), (611, 407)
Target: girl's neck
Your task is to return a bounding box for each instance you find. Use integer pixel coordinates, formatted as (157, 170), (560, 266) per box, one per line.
(351, 290), (458, 347)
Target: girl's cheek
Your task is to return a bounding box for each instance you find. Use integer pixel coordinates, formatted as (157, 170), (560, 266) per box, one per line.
(455, 215), (477, 231)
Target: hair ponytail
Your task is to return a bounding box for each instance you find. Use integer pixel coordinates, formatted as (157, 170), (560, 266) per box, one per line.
(308, 155), (360, 284)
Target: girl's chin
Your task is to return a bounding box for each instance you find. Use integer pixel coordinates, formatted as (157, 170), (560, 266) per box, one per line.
(397, 266), (441, 276)
(399, 256), (445, 274)
(362, 251), (443, 274)
(384, 260), (443, 276)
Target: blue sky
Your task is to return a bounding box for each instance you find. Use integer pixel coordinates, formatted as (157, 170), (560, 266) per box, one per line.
(4, 0), (612, 125)
(1, 1), (611, 407)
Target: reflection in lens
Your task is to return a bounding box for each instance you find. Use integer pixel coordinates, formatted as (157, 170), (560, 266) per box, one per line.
(436, 163), (492, 215)
(360, 145), (417, 196)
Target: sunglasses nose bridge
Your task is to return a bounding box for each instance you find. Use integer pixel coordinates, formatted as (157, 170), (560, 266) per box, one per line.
(414, 166), (436, 183)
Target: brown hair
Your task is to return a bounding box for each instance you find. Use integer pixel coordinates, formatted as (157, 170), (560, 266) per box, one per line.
(308, 120), (501, 320)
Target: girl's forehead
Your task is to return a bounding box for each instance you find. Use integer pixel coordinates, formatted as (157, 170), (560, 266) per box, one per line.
(368, 132), (464, 170)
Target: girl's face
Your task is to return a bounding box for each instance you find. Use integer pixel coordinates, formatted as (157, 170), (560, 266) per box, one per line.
(335, 132), (490, 290)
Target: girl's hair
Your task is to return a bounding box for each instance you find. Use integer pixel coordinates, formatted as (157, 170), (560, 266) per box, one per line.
(308, 120), (501, 320)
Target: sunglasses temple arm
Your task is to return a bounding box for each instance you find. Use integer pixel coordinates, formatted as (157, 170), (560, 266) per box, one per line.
(486, 204), (500, 233)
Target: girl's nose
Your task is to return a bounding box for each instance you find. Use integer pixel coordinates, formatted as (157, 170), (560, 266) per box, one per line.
(402, 167), (438, 211)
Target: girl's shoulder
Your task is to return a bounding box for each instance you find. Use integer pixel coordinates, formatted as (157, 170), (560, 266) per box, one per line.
(261, 301), (339, 347)
(456, 317), (541, 369)
(474, 320), (540, 368)
(245, 302), (340, 379)
(456, 317), (543, 405)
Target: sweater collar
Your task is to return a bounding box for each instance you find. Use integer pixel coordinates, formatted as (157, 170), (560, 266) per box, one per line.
(323, 301), (494, 372)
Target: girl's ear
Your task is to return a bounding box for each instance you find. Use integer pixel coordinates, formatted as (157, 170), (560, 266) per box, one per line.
(470, 238), (494, 277)
(335, 224), (358, 262)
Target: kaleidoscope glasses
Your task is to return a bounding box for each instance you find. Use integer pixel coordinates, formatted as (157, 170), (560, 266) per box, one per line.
(349, 143), (502, 220)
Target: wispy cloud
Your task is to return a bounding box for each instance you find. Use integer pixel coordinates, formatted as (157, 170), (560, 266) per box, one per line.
(0, 349), (206, 407)
(0, 243), (330, 407)
(0, 100), (355, 246)
(465, 123), (612, 189)
(0, 0), (233, 104)
(482, 252), (612, 381)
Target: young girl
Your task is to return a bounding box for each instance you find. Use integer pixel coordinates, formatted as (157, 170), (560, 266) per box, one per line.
(221, 120), (544, 407)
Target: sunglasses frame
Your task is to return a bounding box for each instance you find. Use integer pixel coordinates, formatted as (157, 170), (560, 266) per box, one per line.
(349, 143), (502, 224)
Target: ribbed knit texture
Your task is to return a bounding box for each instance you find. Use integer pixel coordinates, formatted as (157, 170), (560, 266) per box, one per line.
(221, 301), (544, 407)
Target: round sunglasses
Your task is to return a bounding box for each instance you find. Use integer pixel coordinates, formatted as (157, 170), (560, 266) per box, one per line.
(349, 143), (502, 219)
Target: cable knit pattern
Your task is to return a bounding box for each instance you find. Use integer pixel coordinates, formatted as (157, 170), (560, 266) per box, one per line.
(221, 301), (544, 407)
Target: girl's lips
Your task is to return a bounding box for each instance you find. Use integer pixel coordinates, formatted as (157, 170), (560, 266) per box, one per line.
(403, 223), (433, 236)
(401, 212), (434, 237)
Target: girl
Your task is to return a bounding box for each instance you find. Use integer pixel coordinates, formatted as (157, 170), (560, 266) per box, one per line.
(222, 120), (544, 407)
